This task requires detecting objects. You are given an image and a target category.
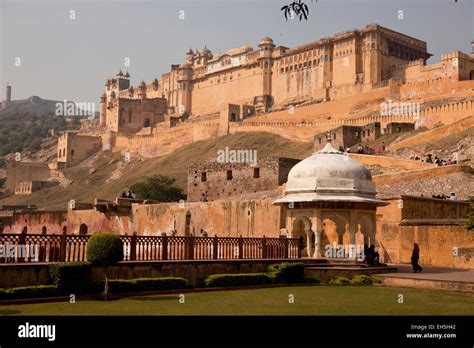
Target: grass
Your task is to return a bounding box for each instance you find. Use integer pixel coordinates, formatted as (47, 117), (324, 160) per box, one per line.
(0, 132), (313, 210)
(1, 285), (473, 316)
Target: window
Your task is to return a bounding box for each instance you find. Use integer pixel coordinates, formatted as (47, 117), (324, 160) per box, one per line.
(333, 133), (336, 140)
(253, 168), (260, 178)
(71, 149), (75, 156)
(368, 130), (371, 136)
(226, 170), (233, 180)
(319, 138), (321, 144)
(201, 172), (207, 182)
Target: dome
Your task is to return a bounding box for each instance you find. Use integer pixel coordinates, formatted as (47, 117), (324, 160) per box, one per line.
(274, 140), (387, 205)
(259, 36), (274, 46)
(201, 46), (211, 54)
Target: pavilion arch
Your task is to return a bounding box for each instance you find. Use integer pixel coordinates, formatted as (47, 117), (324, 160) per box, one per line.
(321, 212), (349, 247)
(143, 118), (151, 127)
(357, 214), (375, 247)
(291, 216), (313, 257)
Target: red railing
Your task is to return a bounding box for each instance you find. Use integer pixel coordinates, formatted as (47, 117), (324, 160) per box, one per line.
(0, 233), (301, 263)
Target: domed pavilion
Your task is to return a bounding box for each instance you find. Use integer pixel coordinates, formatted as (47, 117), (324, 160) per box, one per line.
(274, 134), (388, 258)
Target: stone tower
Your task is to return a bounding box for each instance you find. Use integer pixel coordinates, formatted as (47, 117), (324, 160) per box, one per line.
(258, 36), (274, 96)
(99, 92), (107, 126)
(178, 62), (193, 116)
(3, 84), (11, 109)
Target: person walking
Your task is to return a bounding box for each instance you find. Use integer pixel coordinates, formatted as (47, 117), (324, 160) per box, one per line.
(411, 243), (423, 273)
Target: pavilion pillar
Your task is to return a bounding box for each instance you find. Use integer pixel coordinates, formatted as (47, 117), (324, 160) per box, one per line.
(348, 211), (358, 260)
(312, 210), (322, 259)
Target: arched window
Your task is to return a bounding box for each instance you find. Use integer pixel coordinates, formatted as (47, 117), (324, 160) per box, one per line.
(79, 223), (88, 235)
(41, 226), (47, 235)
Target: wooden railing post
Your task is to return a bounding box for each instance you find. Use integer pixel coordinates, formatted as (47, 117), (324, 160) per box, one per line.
(238, 235), (243, 259)
(213, 235), (218, 260)
(18, 232), (26, 263)
(130, 232), (137, 261)
(187, 236), (194, 260)
(60, 230), (67, 262)
(283, 237), (289, 259)
(262, 235), (267, 259)
(297, 238), (302, 259)
(162, 235), (168, 260)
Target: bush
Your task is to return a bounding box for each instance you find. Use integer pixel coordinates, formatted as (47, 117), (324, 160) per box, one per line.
(329, 276), (351, 285)
(204, 273), (273, 288)
(108, 277), (188, 293)
(350, 275), (376, 285)
(48, 262), (92, 293)
(0, 285), (60, 300)
(86, 233), (124, 265)
(130, 175), (186, 202)
(267, 262), (305, 284)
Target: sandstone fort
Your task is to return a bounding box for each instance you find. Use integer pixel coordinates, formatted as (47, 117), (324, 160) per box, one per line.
(1, 23), (473, 271)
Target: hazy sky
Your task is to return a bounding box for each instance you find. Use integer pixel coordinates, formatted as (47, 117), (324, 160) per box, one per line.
(0, 0), (473, 105)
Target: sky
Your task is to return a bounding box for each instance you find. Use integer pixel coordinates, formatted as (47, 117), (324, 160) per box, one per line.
(0, 0), (473, 105)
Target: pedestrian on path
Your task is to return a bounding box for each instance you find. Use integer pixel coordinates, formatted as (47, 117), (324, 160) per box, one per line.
(411, 243), (423, 273)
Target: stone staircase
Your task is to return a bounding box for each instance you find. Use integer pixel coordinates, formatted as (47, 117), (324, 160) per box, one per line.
(300, 258), (397, 283)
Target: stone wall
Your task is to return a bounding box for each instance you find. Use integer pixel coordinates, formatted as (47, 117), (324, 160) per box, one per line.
(376, 196), (472, 268)
(4, 161), (51, 196)
(187, 157), (299, 202)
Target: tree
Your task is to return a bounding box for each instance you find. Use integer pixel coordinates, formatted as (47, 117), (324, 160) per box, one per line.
(86, 233), (124, 301)
(130, 175), (186, 202)
(281, 0), (311, 21)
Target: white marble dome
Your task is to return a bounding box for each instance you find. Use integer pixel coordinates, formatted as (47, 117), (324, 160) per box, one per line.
(274, 141), (387, 205)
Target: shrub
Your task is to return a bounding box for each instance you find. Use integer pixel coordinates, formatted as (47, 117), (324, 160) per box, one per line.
(130, 175), (186, 202)
(108, 277), (188, 293)
(86, 233), (124, 301)
(350, 275), (375, 285)
(48, 262), (92, 294)
(267, 262), (305, 283)
(204, 273), (272, 288)
(329, 276), (351, 285)
(86, 233), (124, 265)
(0, 285), (60, 300)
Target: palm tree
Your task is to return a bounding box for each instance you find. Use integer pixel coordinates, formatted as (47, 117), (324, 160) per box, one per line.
(281, 0), (311, 21)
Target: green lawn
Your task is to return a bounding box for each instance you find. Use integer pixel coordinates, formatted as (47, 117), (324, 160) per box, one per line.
(1, 285), (474, 316)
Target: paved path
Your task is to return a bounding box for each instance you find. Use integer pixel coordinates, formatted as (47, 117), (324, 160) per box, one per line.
(380, 264), (474, 283)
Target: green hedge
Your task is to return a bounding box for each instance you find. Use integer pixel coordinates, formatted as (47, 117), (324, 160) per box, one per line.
(329, 276), (352, 285)
(350, 275), (376, 285)
(204, 273), (273, 287)
(0, 285), (60, 300)
(329, 275), (380, 285)
(267, 262), (305, 283)
(108, 277), (188, 293)
(48, 262), (93, 294)
(86, 233), (124, 265)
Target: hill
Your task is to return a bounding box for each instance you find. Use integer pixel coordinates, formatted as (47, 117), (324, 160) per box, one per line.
(0, 132), (314, 210)
(0, 96), (83, 156)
